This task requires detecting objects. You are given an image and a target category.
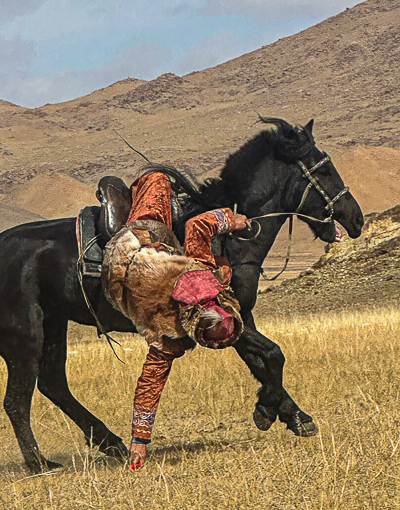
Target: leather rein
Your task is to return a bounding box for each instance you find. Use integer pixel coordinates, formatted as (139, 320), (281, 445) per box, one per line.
(231, 151), (349, 281)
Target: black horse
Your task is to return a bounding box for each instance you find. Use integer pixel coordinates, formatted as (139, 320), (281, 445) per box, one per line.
(0, 117), (363, 473)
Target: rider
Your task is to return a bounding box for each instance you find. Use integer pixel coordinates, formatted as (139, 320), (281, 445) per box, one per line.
(102, 171), (248, 470)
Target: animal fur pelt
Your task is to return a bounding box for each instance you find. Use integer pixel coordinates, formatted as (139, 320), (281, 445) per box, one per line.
(102, 223), (207, 349)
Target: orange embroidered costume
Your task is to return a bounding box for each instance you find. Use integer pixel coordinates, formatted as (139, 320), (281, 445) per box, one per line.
(102, 172), (244, 469)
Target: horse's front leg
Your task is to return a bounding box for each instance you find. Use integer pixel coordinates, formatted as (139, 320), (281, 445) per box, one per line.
(235, 329), (317, 436)
(235, 327), (284, 429)
(231, 263), (318, 436)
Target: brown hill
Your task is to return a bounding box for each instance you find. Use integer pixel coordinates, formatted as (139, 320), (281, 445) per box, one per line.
(9, 174), (97, 219)
(334, 145), (400, 214)
(1, 0), (399, 183)
(0, 202), (44, 232)
(255, 204), (400, 317)
(0, 0), (399, 269)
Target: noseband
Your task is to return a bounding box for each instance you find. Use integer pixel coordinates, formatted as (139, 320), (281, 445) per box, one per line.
(295, 151), (349, 221)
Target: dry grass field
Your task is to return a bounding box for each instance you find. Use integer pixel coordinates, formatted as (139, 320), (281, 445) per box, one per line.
(1, 305), (399, 509)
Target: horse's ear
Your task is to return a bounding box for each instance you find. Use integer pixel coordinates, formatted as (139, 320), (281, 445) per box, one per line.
(304, 119), (314, 134)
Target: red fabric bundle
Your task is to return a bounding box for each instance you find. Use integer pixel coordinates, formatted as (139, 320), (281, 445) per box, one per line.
(201, 301), (235, 344)
(172, 269), (225, 305)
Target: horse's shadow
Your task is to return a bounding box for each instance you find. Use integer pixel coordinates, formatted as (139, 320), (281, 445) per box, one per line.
(147, 438), (232, 466)
(0, 438), (233, 478)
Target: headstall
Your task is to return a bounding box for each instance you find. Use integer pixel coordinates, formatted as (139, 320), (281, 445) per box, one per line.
(295, 151), (349, 220)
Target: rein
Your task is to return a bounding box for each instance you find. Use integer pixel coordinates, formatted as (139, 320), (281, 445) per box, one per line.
(77, 235), (125, 363)
(230, 151), (349, 280)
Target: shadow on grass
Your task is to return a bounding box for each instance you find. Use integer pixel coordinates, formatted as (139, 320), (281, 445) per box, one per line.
(148, 438), (234, 466)
(0, 436), (257, 479)
(0, 450), (125, 479)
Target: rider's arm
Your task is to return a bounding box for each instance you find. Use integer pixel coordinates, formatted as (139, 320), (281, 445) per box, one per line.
(184, 208), (238, 268)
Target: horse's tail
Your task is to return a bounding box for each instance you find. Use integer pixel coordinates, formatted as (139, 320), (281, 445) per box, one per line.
(138, 164), (202, 201)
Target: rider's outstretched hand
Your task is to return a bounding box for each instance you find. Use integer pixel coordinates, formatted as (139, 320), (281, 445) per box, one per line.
(128, 442), (146, 471)
(233, 214), (249, 231)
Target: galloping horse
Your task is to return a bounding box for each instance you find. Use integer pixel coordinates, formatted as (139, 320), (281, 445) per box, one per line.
(0, 117), (363, 473)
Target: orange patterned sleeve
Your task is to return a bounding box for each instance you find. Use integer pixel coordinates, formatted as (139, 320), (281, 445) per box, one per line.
(131, 347), (175, 443)
(184, 208), (236, 268)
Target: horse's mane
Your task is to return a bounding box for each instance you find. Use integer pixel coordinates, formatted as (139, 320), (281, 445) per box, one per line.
(222, 121), (314, 179)
(200, 117), (315, 205)
(135, 117), (315, 211)
(135, 163), (202, 200)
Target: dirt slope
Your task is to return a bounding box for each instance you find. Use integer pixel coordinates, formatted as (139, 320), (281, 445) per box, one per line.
(334, 146), (400, 214)
(0, 202), (44, 232)
(1, 0), (399, 184)
(256, 204), (400, 317)
(9, 174), (97, 220)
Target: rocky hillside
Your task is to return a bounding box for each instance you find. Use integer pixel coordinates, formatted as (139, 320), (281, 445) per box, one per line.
(1, 0), (399, 187)
(256, 204), (400, 317)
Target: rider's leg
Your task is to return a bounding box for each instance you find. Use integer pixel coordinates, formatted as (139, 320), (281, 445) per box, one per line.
(127, 172), (172, 228)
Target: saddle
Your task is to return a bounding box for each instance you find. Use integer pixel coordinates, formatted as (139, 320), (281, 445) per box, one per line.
(96, 176), (132, 242)
(77, 176), (183, 277)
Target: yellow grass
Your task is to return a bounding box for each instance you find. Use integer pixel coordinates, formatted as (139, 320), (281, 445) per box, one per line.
(1, 306), (400, 509)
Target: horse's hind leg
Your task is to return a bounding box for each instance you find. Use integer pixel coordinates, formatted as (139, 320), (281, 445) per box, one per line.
(4, 354), (62, 473)
(37, 316), (127, 459)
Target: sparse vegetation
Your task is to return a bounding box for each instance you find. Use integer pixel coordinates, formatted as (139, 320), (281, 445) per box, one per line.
(1, 304), (400, 509)
(256, 206), (400, 319)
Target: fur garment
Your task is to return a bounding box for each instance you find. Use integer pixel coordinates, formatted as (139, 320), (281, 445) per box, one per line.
(102, 221), (243, 350)
(102, 223), (207, 349)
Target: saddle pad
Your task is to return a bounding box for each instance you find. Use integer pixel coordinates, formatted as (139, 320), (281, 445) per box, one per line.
(76, 206), (104, 277)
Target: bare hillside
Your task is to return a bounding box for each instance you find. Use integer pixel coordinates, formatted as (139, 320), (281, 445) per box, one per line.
(1, 0), (398, 184)
(256, 204), (400, 317)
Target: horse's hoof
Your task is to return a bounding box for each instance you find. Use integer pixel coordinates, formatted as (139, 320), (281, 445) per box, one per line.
(100, 441), (129, 459)
(43, 459), (64, 471)
(90, 432), (129, 459)
(28, 458), (63, 474)
(287, 412), (319, 437)
(253, 404), (276, 431)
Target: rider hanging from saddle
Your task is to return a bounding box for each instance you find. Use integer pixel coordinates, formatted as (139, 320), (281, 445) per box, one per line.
(102, 171), (248, 470)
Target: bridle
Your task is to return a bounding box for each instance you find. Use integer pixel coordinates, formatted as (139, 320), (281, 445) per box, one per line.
(233, 149), (350, 235)
(230, 149), (350, 280)
(295, 151), (349, 221)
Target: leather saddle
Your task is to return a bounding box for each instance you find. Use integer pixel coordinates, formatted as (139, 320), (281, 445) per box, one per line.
(96, 176), (132, 242)
(77, 175), (183, 277)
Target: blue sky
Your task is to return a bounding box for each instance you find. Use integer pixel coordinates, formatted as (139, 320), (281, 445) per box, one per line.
(0, 0), (362, 108)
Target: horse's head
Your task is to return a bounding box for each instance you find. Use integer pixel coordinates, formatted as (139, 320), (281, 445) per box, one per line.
(237, 117), (364, 244)
(288, 119), (363, 242)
